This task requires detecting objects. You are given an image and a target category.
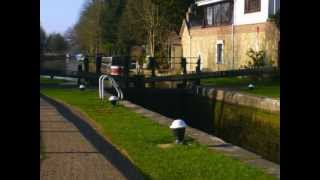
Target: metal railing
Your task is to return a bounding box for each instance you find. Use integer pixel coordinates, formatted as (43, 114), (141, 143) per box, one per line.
(99, 75), (123, 101)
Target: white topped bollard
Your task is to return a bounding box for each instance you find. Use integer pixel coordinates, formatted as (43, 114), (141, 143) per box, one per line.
(170, 119), (187, 144)
(79, 84), (85, 91)
(109, 95), (119, 106)
(248, 83), (255, 90)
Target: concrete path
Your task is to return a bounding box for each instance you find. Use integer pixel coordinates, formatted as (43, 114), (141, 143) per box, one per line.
(40, 98), (142, 180)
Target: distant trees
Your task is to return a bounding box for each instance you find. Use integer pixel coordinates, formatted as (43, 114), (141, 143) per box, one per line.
(118, 0), (192, 56)
(68, 0), (192, 57)
(46, 33), (69, 54)
(41, 24), (69, 54)
(64, 27), (80, 54)
(40, 25), (47, 54)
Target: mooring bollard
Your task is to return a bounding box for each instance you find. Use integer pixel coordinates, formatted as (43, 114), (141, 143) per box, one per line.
(170, 119), (187, 144)
(248, 83), (255, 90)
(109, 95), (119, 106)
(79, 84), (85, 91)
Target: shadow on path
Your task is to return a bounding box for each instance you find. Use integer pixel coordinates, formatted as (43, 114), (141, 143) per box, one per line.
(41, 94), (147, 180)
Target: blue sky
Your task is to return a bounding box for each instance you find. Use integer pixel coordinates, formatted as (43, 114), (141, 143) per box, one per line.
(40, 0), (85, 34)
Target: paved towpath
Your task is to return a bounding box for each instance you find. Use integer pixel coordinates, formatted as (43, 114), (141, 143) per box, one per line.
(40, 97), (143, 180)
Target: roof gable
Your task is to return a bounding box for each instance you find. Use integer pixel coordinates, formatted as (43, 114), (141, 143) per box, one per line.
(179, 19), (190, 38)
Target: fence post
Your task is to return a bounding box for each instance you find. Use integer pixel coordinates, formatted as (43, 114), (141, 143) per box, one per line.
(181, 57), (187, 75)
(77, 64), (83, 86)
(195, 56), (201, 86)
(181, 57), (187, 87)
(96, 53), (102, 75)
(149, 57), (156, 77)
(83, 55), (89, 73)
(123, 56), (130, 88)
(149, 56), (156, 88)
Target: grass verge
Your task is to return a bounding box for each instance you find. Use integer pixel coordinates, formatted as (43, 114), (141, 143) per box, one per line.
(201, 76), (279, 98)
(40, 77), (67, 85)
(41, 86), (276, 180)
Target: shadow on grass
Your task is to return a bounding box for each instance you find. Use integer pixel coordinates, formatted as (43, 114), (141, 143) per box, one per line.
(40, 94), (150, 180)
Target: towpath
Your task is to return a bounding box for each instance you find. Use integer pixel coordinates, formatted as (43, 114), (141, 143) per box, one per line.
(40, 97), (142, 180)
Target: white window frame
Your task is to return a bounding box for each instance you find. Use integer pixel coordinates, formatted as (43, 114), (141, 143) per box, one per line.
(216, 40), (224, 64)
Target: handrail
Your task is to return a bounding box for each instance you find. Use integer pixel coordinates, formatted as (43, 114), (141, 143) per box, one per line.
(99, 75), (123, 101)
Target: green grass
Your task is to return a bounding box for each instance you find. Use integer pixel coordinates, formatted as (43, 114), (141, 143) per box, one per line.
(41, 86), (276, 180)
(201, 76), (280, 98)
(40, 77), (67, 85)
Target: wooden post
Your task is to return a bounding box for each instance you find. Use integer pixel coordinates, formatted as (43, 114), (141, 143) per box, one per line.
(123, 56), (130, 88)
(181, 57), (187, 88)
(96, 54), (102, 75)
(77, 64), (83, 86)
(83, 55), (89, 73)
(149, 57), (156, 88)
(195, 56), (201, 86)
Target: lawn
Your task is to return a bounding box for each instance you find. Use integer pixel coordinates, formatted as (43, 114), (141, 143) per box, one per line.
(41, 86), (276, 180)
(201, 76), (280, 98)
(40, 76), (67, 85)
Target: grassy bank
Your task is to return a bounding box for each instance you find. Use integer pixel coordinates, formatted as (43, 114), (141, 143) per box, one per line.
(40, 77), (67, 85)
(201, 76), (280, 98)
(41, 86), (276, 179)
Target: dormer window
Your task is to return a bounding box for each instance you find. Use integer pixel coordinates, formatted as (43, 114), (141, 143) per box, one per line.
(245, 0), (261, 13)
(203, 1), (233, 27)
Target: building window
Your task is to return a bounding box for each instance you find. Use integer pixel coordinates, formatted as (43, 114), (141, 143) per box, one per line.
(216, 40), (224, 64)
(204, 1), (233, 26)
(245, 0), (261, 13)
(207, 6), (213, 25)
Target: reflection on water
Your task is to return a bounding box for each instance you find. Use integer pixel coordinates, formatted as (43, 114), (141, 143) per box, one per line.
(41, 58), (79, 72)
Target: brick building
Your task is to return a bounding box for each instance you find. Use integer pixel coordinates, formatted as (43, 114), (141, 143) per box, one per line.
(175, 0), (280, 72)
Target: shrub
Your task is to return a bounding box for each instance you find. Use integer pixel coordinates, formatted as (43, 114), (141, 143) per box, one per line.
(244, 48), (266, 68)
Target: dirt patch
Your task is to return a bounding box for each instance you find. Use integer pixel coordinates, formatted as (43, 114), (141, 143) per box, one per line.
(157, 143), (174, 149)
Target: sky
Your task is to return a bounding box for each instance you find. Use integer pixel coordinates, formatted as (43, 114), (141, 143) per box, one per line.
(40, 0), (85, 34)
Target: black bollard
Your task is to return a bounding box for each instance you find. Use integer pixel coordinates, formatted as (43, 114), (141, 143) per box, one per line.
(170, 119), (187, 144)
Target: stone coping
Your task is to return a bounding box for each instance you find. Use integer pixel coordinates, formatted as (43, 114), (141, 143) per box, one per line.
(193, 86), (280, 113)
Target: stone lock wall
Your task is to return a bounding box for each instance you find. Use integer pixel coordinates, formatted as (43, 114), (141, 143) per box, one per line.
(181, 22), (280, 72)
